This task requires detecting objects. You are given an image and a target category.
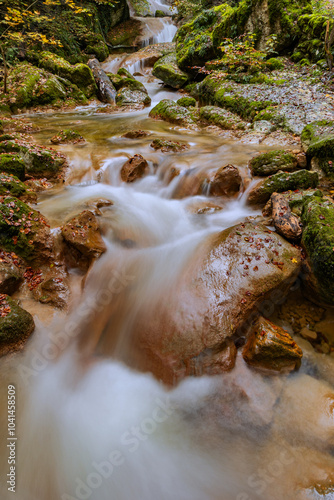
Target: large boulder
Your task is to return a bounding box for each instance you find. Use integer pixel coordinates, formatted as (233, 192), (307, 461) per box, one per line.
(0, 197), (54, 264)
(199, 106), (246, 131)
(37, 52), (97, 98)
(149, 99), (198, 127)
(116, 88), (151, 107)
(301, 193), (334, 305)
(0, 294), (35, 357)
(125, 221), (302, 384)
(152, 53), (189, 89)
(248, 170), (319, 206)
(243, 316), (303, 373)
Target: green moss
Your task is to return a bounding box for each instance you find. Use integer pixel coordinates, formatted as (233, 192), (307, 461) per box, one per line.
(301, 120), (334, 179)
(153, 53), (190, 89)
(116, 78), (147, 92)
(265, 58), (285, 71)
(0, 135), (15, 142)
(116, 88), (151, 107)
(37, 52), (97, 98)
(149, 99), (197, 126)
(249, 170), (319, 205)
(0, 141), (21, 154)
(86, 40), (109, 61)
(0, 155), (25, 181)
(177, 97), (197, 108)
(250, 150), (299, 176)
(0, 173), (28, 198)
(0, 295), (34, 349)
(253, 106), (286, 127)
(0, 197), (47, 261)
(199, 105), (245, 130)
(107, 73), (124, 89)
(51, 129), (84, 144)
(302, 194), (334, 304)
(117, 67), (133, 79)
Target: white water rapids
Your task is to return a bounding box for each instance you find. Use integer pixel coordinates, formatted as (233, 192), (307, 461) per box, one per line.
(1, 6), (334, 500)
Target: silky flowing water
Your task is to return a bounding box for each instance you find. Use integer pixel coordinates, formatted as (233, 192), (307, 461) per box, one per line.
(1, 11), (334, 500)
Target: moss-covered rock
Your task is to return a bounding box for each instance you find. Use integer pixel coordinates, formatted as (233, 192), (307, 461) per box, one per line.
(0, 197), (54, 263)
(36, 52), (97, 98)
(149, 99), (198, 126)
(250, 150), (299, 176)
(301, 193), (334, 305)
(0, 155), (26, 181)
(248, 170), (319, 205)
(152, 53), (190, 89)
(117, 67), (134, 79)
(0, 294), (34, 357)
(301, 120), (334, 178)
(107, 73), (124, 90)
(50, 129), (85, 145)
(4, 63), (87, 111)
(176, 97), (196, 108)
(199, 105), (246, 130)
(196, 74), (273, 121)
(265, 58), (285, 71)
(150, 139), (189, 152)
(127, 0), (152, 16)
(86, 40), (109, 62)
(0, 173), (31, 199)
(0, 260), (23, 295)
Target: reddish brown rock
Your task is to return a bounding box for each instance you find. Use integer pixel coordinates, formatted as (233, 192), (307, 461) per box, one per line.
(120, 154), (148, 183)
(243, 316), (303, 373)
(271, 192), (303, 242)
(122, 130), (150, 139)
(209, 164), (242, 197)
(122, 222), (302, 384)
(61, 210), (106, 270)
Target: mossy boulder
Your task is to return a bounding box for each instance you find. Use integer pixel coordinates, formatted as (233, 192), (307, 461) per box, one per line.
(0, 294), (35, 357)
(50, 129), (85, 145)
(86, 40), (109, 62)
(107, 73), (124, 90)
(116, 78), (147, 93)
(301, 193), (334, 305)
(117, 67), (133, 79)
(249, 150), (299, 177)
(0, 155), (26, 181)
(149, 99), (198, 127)
(0, 261), (23, 295)
(248, 170), (319, 205)
(0, 173), (31, 199)
(199, 105), (246, 130)
(127, 0), (152, 16)
(152, 53), (190, 89)
(37, 52), (97, 98)
(301, 120), (334, 179)
(176, 97), (196, 108)
(0, 197), (54, 263)
(150, 139), (189, 152)
(243, 316), (303, 373)
(116, 88), (151, 107)
(196, 74), (273, 121)
(265, 58), (285, 71)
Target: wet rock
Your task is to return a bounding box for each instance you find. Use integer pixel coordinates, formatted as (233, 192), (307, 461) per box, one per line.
(176, 97), (196, 108)
(253, 120), (275, 133)
(249, 150), (299, 177)
(271, 193), (303, 242)
(199, 106), (246, 131)
(116, 88), (151, 107)
(172, 169), (209, 198)
(152, 53), (189, 89)
(0, 197), (54, 264)
(209, 164), (242, 197)
(299, 327), (317, 341)
(263, 189), (322, 218)
(248, 170), (319, 206)
(120, 154), (149, 183)
(84, 198), (113, 216)
(0, 261), (23, 295)
(50, 129), (85, 145)
(149, 99), (198, 127)
(0, 173), (31, 200)
(185, 200), (223, 214)
(88, 58), (116, 104)
(24, 178), (53, 193)
(61, 210), (106, 270)
(301, 193), (334, 305)
(150, 138), (189, 153)
(129, 221), (302, 384)
(243, 316), (303, 373)
(119, 43), (175, 72)
(32, 272), (69, 309)
(0, 294), (34, 357)
(122, 130), (150, 139)
(0, 154), (26, 181)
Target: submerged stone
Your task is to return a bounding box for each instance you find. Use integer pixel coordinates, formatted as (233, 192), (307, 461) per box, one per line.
(209, 164), (242, 197)
(120, 154), (149, 182)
